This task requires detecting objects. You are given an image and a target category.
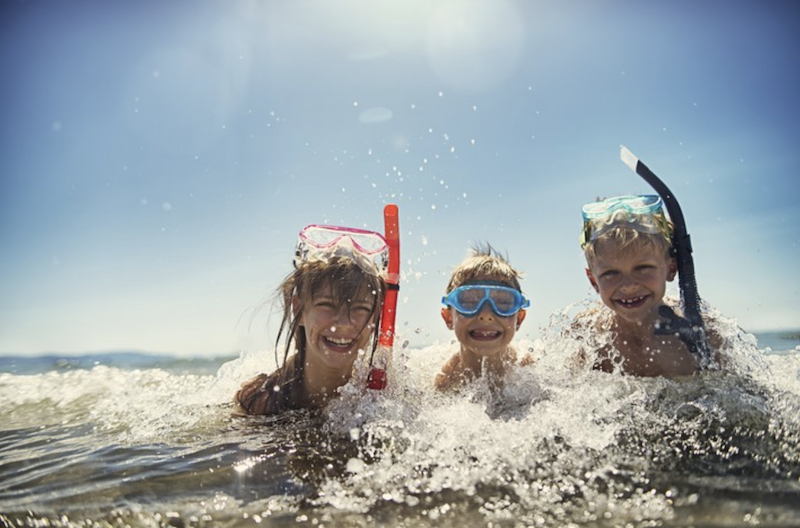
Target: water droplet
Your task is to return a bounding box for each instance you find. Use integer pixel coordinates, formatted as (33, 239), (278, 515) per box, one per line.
(346, 457), (366, 473)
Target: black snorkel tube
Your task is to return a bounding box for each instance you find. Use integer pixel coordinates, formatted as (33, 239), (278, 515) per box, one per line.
(620, 146), (713, 368)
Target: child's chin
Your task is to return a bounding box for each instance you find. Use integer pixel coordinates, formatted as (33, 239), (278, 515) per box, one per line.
(612, 309), (654, 325)
(467, 343), (507, 357)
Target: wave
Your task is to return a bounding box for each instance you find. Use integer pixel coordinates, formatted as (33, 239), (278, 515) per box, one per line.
(1, 315), (799, 527)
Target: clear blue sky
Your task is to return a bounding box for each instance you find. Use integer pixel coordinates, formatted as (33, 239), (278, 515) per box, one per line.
(1, 0), (798, 357)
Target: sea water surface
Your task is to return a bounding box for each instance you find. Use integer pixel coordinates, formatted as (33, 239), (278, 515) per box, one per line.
(1, 313), (799, 527)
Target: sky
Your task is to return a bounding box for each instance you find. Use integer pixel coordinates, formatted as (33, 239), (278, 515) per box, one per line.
(1, 0), (798, 357)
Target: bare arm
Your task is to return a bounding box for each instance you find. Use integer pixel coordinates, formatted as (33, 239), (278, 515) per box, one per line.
(234, 373), (273, 415)
(434, 353), (468, 391)
(434, 347), (518, 391)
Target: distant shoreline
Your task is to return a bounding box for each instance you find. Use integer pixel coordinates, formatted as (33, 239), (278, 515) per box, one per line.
(1, 329), (798, 370)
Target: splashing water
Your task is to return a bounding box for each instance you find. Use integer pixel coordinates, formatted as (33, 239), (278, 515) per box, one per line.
(1, 315), (799, 527)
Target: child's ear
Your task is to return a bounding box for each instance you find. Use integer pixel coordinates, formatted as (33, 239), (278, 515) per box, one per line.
(516, 309), (527, 329)
(666, 257), (678, 281)
(441, 307), (454, 329)
(586, 268), (600, 293)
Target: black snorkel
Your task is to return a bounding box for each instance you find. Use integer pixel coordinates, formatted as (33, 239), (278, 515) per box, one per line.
(620, 146), (713, 368)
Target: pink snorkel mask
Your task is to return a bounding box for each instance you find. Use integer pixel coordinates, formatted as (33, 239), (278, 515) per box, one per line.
(293, 224), (389, 277)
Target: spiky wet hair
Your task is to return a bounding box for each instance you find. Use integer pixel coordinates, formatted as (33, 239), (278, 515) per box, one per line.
(445, 242), (523, 293)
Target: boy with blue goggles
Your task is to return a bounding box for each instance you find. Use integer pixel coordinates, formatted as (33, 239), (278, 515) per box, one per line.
(435, 244), (530, 393)
(442, 284), (530, 317)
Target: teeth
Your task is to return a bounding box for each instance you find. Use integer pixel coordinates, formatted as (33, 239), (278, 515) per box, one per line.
(326, 336), (354, 346)
(618, 296), (645, 305)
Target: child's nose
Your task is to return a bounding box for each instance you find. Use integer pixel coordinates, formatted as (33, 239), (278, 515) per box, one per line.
(333, 308), (354, 327)
(618, 274), (638, 290)
(477, 303), (495, 320)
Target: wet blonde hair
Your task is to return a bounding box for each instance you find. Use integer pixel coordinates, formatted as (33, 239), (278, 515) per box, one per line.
(583, 226), (673, 265)
(274, 256), (386, 376)
(445, 243), (523, 293)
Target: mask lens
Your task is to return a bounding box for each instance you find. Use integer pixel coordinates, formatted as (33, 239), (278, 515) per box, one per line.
(455, 288), (484, 312)
(490, 288), (518, 315)
(348, 232), (388, 254)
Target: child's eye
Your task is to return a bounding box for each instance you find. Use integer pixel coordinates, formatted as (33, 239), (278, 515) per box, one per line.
(599, 270), (618, 280)
(350, 302), (374, 314)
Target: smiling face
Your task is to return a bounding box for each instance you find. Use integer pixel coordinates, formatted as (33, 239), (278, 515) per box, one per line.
(586, 235), (676, 327)
(441, 275), (526, 358)
(299, 281), (379, 374)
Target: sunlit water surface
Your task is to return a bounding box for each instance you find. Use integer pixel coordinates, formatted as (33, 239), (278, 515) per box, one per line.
(1, 311), (799, 527)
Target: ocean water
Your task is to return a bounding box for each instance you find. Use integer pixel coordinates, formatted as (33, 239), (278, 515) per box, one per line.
(1, 317), (799, 527)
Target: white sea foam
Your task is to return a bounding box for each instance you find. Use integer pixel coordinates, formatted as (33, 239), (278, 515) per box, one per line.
(1, 315), (799, 526)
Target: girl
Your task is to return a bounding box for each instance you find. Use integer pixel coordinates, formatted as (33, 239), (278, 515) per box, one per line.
(236, 224), (387, 415)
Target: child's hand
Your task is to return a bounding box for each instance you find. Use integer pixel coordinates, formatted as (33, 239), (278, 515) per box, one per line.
(655, 305), (713, 368)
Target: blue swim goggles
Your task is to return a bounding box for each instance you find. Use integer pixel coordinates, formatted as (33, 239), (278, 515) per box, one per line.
(442, 284), (530, 317)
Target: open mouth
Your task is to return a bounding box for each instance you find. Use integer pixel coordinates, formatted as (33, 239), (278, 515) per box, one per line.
(323, 336), (356, 352)
(469, 329), (502, 341)
(614, 295), (649, 309)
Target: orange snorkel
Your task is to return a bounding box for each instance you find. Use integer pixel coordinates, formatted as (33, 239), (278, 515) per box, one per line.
(367, 204), (400, 390)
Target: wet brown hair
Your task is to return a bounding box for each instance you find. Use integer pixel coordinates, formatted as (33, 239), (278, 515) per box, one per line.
(274, 256), (386, 380)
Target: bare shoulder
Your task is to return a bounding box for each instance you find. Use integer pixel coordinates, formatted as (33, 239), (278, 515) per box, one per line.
(562, 305), (614, 373)
(435, 351), (481, 391)
(503, 344), (519, 364)
(667, 303), (728, 366)
(518, 344), (536, 366)
(700, 314), (729, 367)
(569, 305), (610, 334)
(234, 372), (273, 415)
(234, 355), (299, 415)
(434, 353), (463, 391)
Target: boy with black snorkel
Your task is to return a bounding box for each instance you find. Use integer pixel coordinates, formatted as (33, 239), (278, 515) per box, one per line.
(572, 148), (723, 377)
(435, 244), (531, 391)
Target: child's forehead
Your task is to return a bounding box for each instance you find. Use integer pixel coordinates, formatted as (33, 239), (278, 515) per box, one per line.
(593, 236), (664, 261)
(309, 280), (375, 300)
